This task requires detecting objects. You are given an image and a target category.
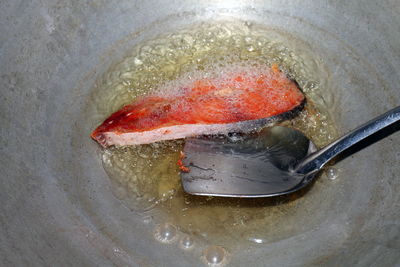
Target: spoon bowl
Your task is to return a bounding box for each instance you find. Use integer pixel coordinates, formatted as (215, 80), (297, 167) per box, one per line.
(181, 127), (316, 197)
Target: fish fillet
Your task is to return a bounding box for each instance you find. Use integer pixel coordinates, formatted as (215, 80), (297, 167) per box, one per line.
(91, 65), (305, 147)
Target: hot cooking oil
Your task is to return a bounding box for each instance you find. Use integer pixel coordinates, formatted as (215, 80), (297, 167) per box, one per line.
(92, 20), (338, 249)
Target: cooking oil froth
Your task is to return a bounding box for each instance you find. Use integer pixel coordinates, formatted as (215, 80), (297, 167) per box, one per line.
(94, 21), (338, 252)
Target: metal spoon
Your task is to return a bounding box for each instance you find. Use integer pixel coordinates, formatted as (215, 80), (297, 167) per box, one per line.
(180, 106), (400, 197)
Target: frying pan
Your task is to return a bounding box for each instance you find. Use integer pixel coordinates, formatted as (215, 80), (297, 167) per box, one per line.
(1, 0), (399, 266)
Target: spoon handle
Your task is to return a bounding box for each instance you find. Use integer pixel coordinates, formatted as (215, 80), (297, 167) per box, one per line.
(295, 105), (400, 176)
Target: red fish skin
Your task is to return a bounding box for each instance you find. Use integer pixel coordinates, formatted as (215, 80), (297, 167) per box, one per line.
(91, 66), (305, 147)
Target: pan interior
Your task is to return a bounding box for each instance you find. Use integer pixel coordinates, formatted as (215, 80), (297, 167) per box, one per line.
(3, 1), (399, 266)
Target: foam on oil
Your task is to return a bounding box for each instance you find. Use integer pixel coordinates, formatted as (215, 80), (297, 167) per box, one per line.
(93, 21), (338, 255)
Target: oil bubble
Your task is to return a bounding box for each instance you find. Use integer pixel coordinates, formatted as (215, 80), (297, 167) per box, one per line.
(202, 245), (229, 266)
(179, 235), (194, 250)
(326, 167), (339, 180)
(154, 223), (178, 244)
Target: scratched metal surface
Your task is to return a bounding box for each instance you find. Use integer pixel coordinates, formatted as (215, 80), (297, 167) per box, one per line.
(1, 0), (399, 266)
